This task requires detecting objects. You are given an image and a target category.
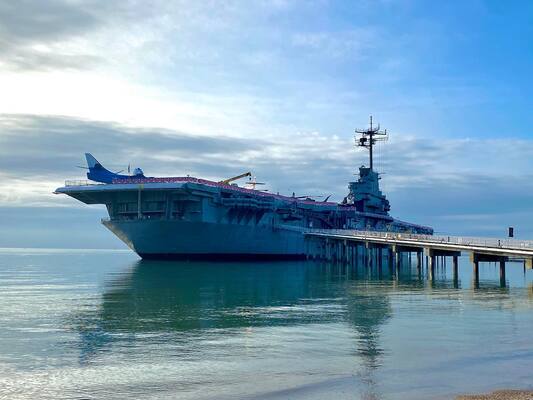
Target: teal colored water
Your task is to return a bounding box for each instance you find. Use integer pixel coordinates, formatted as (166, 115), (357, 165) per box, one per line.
(0, 249), (532, 400)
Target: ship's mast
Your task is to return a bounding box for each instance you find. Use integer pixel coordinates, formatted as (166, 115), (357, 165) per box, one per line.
(355, 115), (388, 171)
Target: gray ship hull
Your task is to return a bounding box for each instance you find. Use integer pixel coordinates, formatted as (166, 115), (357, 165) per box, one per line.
(103, 219), (309, 260)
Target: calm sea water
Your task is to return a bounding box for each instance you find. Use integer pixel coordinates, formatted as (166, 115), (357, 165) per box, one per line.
(0, 248), (532, 400)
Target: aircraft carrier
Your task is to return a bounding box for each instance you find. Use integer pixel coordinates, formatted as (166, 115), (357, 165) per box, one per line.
(55, 118), (433, 259)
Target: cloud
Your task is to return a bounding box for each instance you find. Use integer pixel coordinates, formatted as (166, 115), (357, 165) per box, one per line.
(0, 0), (299, 73)
(0, 0), (498, 142)
(0, 114), (355, 205)
(0, 44), (101, 72)
(0, 1), (99, 42)
(0, 114), (262, 182)
(2, 113), (533, 210)
(0, 0), (159, 71)
(0, 0), (99, 71)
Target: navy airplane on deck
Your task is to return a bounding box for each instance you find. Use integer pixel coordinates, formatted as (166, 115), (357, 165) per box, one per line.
(85, 153), (146, 184)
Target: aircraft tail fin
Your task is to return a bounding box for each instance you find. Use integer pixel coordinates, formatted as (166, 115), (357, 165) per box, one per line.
(85, 153), (107, 170)
(85, 153), (117, 183)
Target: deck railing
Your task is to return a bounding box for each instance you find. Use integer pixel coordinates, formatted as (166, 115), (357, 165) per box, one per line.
(64, 180), (104, 187)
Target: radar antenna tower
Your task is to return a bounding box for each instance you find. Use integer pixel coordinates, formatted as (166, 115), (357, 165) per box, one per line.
(355, 115), (388, 171)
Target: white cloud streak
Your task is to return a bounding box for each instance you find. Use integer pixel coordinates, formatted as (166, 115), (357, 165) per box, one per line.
(2, 114), (533, 217)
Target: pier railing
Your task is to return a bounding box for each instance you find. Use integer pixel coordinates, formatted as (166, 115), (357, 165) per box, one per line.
(307, 229), (533, 251)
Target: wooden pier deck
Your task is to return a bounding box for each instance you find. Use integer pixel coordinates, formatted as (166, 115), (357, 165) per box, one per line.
(304, 229), (533, 286)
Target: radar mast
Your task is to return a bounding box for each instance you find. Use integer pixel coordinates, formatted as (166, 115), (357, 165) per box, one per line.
(355, 116), (388, 171)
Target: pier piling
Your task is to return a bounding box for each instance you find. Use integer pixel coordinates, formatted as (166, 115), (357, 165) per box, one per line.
(473, 260), (480, 288)
(499, 260), (506, 287)
(428, 255), (435, 281)
(452, 255), (459, 287)
(306, 230), (531, 287)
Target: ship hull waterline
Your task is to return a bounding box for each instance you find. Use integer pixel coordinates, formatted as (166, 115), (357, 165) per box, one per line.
(103, 219), (310, 260)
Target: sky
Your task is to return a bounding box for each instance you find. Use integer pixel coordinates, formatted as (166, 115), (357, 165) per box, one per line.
(0, 0), (532, 248)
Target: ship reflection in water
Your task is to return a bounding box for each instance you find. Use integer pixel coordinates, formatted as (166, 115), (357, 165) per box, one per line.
(74, 260), (395, 398)
(69, 257), (532, 400)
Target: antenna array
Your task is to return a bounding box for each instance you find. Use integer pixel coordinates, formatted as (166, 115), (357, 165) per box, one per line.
(355, 115), (388, 171)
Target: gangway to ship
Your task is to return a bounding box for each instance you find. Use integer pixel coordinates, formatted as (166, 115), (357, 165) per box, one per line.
(304, 229), (533, 287)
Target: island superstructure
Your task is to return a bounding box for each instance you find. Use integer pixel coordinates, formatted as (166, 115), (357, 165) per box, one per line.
(55, 119), (433, 259)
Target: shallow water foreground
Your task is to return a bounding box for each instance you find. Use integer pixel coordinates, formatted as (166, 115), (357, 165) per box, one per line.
(0, 248), (532, 400)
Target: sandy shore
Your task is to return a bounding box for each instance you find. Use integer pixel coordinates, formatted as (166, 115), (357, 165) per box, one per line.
(457, 390), (533, 400)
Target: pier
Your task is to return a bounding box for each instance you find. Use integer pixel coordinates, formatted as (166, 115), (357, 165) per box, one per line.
(304, 229), (533, 287)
